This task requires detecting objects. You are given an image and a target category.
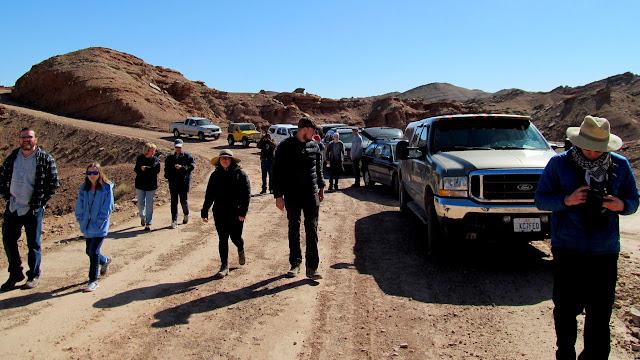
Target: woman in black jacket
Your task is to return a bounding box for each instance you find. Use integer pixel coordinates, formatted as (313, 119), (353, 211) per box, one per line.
(201, 150), (251, 279)
(134, 143), (160, 231)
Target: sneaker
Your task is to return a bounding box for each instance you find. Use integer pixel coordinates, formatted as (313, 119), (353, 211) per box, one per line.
(1, 273), (25, 291)
(238, 251), (246, 265)
(286, 264), (301, 278)
(141, 218), (145, 227)
(170, 221), (177, 229)
(306, 268), (323, 280)
(214, 265), (229, 279)
(182, 215), (189, 224)
(100, 256), (112, 276)
(23, 276), (39, 289)
(144, 225), (151, 231)
(84, 281), (99, 292)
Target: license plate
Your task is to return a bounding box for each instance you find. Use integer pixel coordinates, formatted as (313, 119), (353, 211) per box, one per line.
(513, 218), (541, 232)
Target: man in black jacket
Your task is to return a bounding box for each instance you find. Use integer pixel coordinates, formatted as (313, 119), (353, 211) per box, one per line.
(164, 139), (195, 229)
(272, 117), (325, 280)
(256, 133), (276, 194)
(0, 127), (59, 290)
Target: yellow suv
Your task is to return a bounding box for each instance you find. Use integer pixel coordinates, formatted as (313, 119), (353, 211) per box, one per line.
(227, 123), (262, 147)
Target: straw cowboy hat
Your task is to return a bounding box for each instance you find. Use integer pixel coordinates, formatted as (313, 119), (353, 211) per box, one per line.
(566, 115), (622, 152)
(211, 149), (241, 166)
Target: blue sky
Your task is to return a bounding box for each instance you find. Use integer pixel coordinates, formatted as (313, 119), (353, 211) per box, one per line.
(2, 1), (638, 99)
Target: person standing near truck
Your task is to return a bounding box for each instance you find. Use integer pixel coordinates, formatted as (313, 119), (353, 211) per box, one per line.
(535, 116), (639, 360)
(325, 133), (345, 191)
(256, 133), (276, 194)
(350, 128), (364, 187)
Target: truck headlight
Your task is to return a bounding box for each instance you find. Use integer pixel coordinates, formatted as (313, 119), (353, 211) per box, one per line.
(439, 176), (468, 197)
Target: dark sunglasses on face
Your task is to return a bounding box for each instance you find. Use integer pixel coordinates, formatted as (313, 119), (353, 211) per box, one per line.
(20, 136), (34, 139)
(86, 171), (99, 175)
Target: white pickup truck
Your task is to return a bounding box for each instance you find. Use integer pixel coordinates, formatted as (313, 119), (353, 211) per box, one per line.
(170, 117), (222, 141)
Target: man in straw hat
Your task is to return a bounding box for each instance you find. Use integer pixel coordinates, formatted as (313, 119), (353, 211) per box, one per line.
(201, 150), (250, 279)
(536, 115), (639, 359)
(272, 117), (326, 280)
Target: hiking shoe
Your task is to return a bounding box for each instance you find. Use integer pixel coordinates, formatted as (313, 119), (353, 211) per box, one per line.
(306, 268), (323, 280)
(23, 276), (39, 289)
(238, 251), (246, 265)
(286, 264), (301, 278)
(1, 273), (25, 291)
(84, 281), (99, 292)
(100, 256), (112, 276)
(170, 221), (177, 229)
(144, 225), (151, 231)
(214, 265), (229, 279)
(141, 218), (145, 227)
(182, 215), (189, 224)
(260, 190), (267, 195)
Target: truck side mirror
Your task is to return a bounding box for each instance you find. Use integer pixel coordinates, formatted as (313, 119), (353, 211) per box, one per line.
(396, 141), (409, 160)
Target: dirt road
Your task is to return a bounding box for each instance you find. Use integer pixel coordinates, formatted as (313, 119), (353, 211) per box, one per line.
(1, 103), (639, 359)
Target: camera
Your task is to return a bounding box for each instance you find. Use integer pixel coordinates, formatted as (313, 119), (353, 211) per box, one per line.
(585, 178), (610, 213)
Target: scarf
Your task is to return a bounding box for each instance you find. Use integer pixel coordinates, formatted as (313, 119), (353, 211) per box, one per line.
(570, 146), (610, 182)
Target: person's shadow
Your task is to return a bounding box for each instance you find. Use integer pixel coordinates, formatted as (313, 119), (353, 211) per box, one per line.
(0, 282), (85, 310)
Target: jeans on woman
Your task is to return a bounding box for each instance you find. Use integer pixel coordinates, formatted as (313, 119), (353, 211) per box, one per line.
(135, 188), (156, 225)
(85, 237), (108, 282)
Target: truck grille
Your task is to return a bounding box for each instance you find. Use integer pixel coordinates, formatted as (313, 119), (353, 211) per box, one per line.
(469, 170), (542, 202)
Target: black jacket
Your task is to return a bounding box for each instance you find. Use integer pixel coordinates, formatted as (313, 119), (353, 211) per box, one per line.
(201, 163), (251, 218)
(164, 151), (195, 190)
(272, 137), (325, 199)
(0, 147), (59, 209)
(257, 137), (276, 161)
(134, 155), (161, 191)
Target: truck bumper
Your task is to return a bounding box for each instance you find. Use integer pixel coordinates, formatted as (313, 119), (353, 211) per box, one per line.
(435, 197), (551, 240)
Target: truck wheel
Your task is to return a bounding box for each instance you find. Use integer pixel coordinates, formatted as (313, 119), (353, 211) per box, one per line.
(391, 173), (399, 196)
(213, 134), (219, 140)
(198, 132), (205, 141)
(399, 180), (409, 215)
(363, 168), (374, 188)
(173, 129), (180, 138)
(242, 137), (250, 147)
(227, 136), (235, 146)
(426, 201), (442, 257)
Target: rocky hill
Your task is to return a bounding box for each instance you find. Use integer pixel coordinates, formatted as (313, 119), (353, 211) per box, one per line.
(9, 47), (640, 146)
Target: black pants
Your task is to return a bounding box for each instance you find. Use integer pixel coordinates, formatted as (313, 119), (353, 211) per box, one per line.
(214, 214), (244, 266)
(552, 247), (618, 360)
(170, 187), (189, 222)
(328, 160), (343, 188)
(351, 158), (362, 185)
(285, 194), (320, 269)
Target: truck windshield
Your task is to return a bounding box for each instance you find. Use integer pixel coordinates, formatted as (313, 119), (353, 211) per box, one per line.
(194, 119), (212, 126)
(432, 118), (550, 152)
(239, 124), (256, 131)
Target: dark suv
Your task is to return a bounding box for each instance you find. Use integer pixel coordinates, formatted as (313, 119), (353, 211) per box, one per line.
(396, 114), (556, 255)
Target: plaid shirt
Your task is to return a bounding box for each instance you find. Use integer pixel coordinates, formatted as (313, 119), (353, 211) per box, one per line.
(0, 147), (59, 209)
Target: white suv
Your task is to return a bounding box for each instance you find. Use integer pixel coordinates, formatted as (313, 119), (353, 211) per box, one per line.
(268, 124), (298, 145)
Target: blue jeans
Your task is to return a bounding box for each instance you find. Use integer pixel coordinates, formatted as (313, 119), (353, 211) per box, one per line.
(135, 188), (156, 225)
(261, 160), (273, 192)
(85, 237), (108, 282)
(2, 203), (44, 280)
(351, 158), (362, 185)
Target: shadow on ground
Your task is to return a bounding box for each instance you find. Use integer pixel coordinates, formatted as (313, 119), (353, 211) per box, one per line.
(346, 210), (553, 306)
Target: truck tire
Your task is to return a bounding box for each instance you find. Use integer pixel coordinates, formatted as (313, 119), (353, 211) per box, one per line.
(198, 132), (205, 141)
(227, 136), (235, 146)
(242, 137), (250, 147)
(399, 180), (410, 215)
(213, 134), (220, 140)
(391, 173), (399, 197)
(363, 168), (374, 188)
(173, 129), (180, 138)
(426, 201), (442, 257)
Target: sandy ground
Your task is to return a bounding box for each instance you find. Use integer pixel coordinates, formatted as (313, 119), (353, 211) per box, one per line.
(1, 103), (639, 359)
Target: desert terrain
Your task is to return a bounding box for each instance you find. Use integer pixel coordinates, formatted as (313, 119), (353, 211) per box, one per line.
(1, 100), (640, 360)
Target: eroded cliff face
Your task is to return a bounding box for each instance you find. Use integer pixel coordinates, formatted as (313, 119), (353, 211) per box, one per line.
(10, 47), (640, 143)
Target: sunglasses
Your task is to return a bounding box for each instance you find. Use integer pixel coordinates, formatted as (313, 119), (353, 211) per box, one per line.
(86, 171), (99, 175)
(20, 136), (35, 139)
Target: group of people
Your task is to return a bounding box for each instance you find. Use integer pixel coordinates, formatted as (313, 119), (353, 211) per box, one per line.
(1, 116), (639, 359)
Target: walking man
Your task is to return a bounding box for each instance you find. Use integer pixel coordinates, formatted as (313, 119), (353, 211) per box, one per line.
(1, 127), (59, 290)
(535, 116), (639, 359)
(325, 133), (345, 191)
(164, 139), (195, 229)
(272, 117), (325, 280)
(256, 133), (276, 194)
(350, 128), (363, 187)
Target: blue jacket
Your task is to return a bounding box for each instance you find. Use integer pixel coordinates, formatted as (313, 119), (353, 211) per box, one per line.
(75, 182), (115, 238)
(535, 151), (639, 254)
